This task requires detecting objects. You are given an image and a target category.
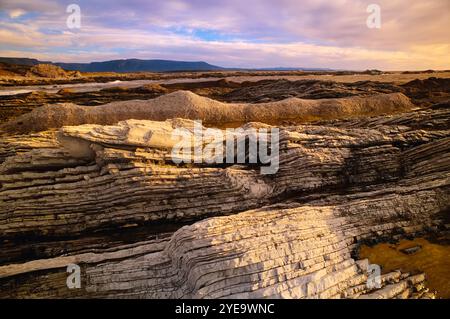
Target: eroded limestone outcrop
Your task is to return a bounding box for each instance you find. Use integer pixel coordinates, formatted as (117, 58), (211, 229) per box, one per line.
(0, 91), (414, 133)
(0, 100), (448, 298)
(0, 193), (444, 298)
(1, 105), (448, 238)
(25, 64), (81, 79)
(5, 77), (446, 125)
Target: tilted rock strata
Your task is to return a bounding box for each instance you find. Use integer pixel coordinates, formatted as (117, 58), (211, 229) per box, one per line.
(0, 192), (444, 298)
(220, 77), (450, 106)
(0, 105), (448, 299)
(220, 79), (403, 102)
(0, 91), (414, 133)
(2, 77), (447, 125)
(320, 101), (450, 130)
(1, 105), (449, 239)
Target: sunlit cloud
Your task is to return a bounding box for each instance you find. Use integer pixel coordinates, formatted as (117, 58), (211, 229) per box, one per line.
(0, 0), (448, 70)
(7, 9), (26, 18)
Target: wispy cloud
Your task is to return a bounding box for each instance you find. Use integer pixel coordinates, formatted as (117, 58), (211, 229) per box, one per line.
(7, 8), (26, 18)
(0, 0), (449, 69)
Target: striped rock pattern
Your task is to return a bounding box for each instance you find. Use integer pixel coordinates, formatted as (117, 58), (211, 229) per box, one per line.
(0, 104), (449, 298)
(0, 193), (445, 298)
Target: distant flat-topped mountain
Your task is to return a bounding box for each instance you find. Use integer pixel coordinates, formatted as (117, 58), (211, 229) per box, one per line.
(0, 57), (52, 66)
(55, 59), (224, 72)
(0, 57), (334, 73)
(0, 57), (224, 72)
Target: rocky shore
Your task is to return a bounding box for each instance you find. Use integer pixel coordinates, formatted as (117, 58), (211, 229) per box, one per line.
(0, 72), (449, 299)
(1, 76), (448, 124)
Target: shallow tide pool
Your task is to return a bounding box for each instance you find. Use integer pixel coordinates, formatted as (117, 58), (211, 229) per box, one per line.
(359, 238), (450, 298)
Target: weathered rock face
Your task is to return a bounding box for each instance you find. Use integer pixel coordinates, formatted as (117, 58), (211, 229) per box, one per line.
(0, 91), (415, 134)
(3, 77), (446, 125)
(0, 199), (441, 299)
(0, 100), (448, 298)
(401, 77), (450, 104)
(1, 105), (448, 238)
(220, 79), (403, 102)
(220, 77), (450, 105)
(25, 64), (81, 79)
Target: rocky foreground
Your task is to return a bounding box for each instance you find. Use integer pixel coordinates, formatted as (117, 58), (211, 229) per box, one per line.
(1, 76), (449, 123)
(0, 79), (449, 298)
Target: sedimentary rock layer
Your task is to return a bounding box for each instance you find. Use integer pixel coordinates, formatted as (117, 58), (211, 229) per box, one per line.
(0, 192), (444, 298)
(1, 105), (449, 238)
(0, 92), (450, 298)
(2, 77), (448, 124)
(220, 77), (450, 105)
(0, 91), (414, 133)
(0, 100), (448, 298)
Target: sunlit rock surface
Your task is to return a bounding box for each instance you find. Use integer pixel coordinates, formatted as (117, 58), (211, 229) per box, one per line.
(0, 98), (448, 298)
(0, 91), (415, 133)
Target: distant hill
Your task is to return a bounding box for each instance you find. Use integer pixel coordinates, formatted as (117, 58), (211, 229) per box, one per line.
(0, 57), (223, 72)
(55, 59), (224, 72)
(0, 57), (51, 66)
(0, 57), (335, 73)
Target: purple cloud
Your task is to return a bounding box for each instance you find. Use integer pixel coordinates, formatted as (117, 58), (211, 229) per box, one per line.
(0, 0), (449, 69)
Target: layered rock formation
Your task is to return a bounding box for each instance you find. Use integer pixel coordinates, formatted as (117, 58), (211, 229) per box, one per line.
(0, 97), (448, 298)
(2, 77), (448, 125)
(216, 77), (450, 105)
(0, 91), (414, 133)
(0, 199), (441, 298)
(220, 79), (403, 102)
(25, 64), (81, 79)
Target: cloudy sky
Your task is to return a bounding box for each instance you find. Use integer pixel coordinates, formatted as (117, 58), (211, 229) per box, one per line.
(0, 0), (449, 70)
